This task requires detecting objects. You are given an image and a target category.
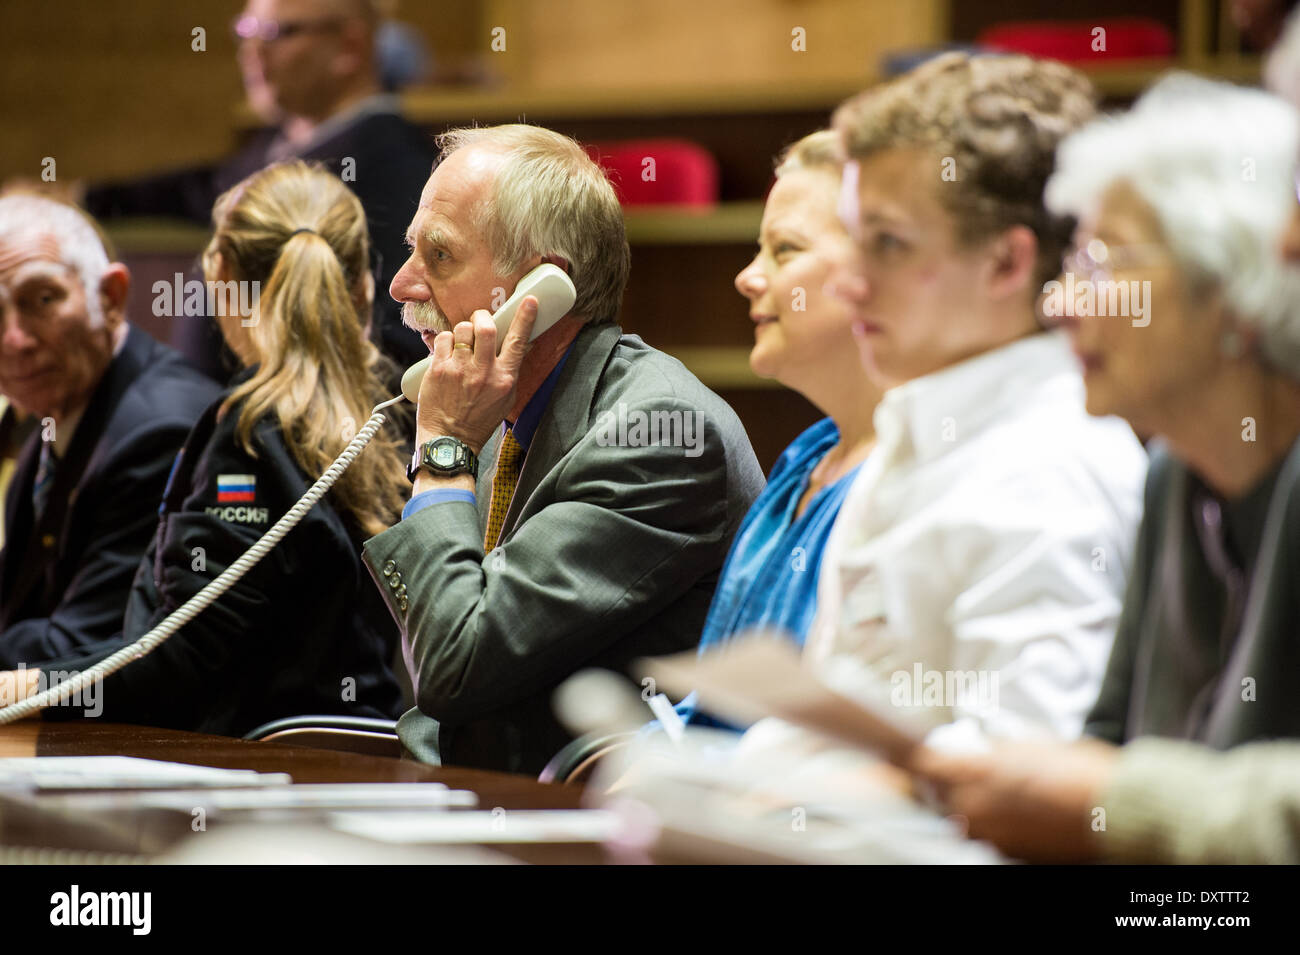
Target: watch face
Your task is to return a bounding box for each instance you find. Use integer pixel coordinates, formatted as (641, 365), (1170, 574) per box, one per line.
(414, 438), (474, 481)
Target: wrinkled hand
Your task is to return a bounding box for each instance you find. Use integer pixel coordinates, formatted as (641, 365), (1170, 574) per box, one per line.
(415, 296), (538, 454)
(906, 738), (1121, 863)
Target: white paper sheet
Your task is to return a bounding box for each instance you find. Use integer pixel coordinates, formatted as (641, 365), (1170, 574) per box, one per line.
(330, 809), (623, 844)
(641, 636), (933, 765)
(0, 756), (291, 790)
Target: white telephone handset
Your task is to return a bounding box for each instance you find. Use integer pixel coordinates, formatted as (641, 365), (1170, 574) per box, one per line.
(400, 263), (577, 402)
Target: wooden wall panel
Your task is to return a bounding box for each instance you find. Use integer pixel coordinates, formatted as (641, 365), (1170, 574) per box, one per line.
(0, 0), (483, 183)
(483, 0), (944, 92)
(0, 0), (245, 182)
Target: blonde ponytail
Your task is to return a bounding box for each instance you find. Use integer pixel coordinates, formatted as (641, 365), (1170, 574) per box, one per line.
(203, 161), (407, 538)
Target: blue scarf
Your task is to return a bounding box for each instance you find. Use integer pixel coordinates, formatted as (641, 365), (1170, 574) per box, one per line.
(678, 417), (862, 726)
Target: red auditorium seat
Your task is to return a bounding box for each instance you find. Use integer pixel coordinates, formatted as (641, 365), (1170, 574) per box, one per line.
(585, 139), (719, 207)
(977, 18), (1176, 62)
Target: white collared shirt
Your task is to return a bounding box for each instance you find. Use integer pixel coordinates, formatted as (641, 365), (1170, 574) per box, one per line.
(802, 331), (1148, 749)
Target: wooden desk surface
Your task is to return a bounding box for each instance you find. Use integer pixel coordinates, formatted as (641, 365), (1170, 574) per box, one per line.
(0, 722), (608, 864)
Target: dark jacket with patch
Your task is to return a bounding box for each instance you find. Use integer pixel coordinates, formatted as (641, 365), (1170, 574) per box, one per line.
(41, 372), (403, 736)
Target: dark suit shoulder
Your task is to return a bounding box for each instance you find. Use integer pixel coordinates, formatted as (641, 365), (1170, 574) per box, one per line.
(189, 388), (360, 546)
(346, 111), (434, 150)
(299, 112), (434, 195)
(102, 330), (220, 449)
(190, 390), (310, 498)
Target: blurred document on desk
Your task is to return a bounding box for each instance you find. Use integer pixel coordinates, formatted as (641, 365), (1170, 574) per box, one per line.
(331, 809), (623, 844)
(642, 636), (935, 765)
(0, 756), (291, 790)
(45, 783), (478, 813)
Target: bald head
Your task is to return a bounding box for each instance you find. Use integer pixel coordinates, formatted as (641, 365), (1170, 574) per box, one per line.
(236, 0), (380, 123)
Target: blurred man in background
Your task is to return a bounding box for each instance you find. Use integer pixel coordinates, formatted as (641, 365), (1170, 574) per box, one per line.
(85, 0), (433, 371)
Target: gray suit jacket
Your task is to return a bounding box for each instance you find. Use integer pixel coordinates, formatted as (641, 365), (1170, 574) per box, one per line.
(363, 324), (764, 773)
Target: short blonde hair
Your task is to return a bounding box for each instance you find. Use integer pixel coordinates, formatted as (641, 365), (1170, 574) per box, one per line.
(774, 129), (843, 178)
(834, 53), (1097, 288)
(436, 124), (630, 325)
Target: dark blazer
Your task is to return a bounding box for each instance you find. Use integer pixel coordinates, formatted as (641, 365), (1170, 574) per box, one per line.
(0, 325), (219, 668)
(40, 370), (403, 736)
(1087, 441), (1300, 747)
(85, 105), (434, 369)
(363, 323), (765, 774)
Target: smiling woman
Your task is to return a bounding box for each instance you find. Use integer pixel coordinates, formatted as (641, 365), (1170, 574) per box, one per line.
(671, 131), (882, 729)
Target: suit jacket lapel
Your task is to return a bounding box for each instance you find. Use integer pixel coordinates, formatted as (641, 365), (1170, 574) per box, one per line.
(0, 406), (34, 563)
(0, 435), (40, 619)
(476, 427), (500, 542)
(500, 323), (623, 540)
(1204, 435), (1300, 744)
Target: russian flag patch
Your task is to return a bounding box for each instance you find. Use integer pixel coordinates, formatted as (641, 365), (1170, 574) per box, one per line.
(217, 474), (256, 503)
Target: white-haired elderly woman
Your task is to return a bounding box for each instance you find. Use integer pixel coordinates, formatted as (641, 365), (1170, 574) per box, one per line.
(903, 74), (1300, 864)
(1046, 74), (1300, 749)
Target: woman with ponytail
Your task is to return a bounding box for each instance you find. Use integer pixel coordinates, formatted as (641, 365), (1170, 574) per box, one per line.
(16, 162), (409, 735)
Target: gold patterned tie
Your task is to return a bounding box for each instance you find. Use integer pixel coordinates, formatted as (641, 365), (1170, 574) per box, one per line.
(484, 428), (524, 551)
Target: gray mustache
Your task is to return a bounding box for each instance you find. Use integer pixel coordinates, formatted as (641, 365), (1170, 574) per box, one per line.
(401, 301), (451, 334)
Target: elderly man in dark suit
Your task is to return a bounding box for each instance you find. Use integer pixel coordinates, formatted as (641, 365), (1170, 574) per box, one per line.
(0, 196), (219, 668)
(366, 124), (765, 774)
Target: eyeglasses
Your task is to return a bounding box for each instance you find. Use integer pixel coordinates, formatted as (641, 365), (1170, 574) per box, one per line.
(232, 14), (344, 43)
(1061, 237), (1168, 282)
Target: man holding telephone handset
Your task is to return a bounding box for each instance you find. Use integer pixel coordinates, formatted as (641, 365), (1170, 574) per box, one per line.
(366, 124), (763, 774)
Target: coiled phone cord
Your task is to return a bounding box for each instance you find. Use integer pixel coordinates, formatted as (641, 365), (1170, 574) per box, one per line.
(0, 395), (405, 725)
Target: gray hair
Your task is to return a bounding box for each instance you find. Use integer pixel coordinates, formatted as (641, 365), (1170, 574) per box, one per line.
(0, 196), (111, 326)
(1045, 74), (1300, 377)
(435, 124), (630, 325)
